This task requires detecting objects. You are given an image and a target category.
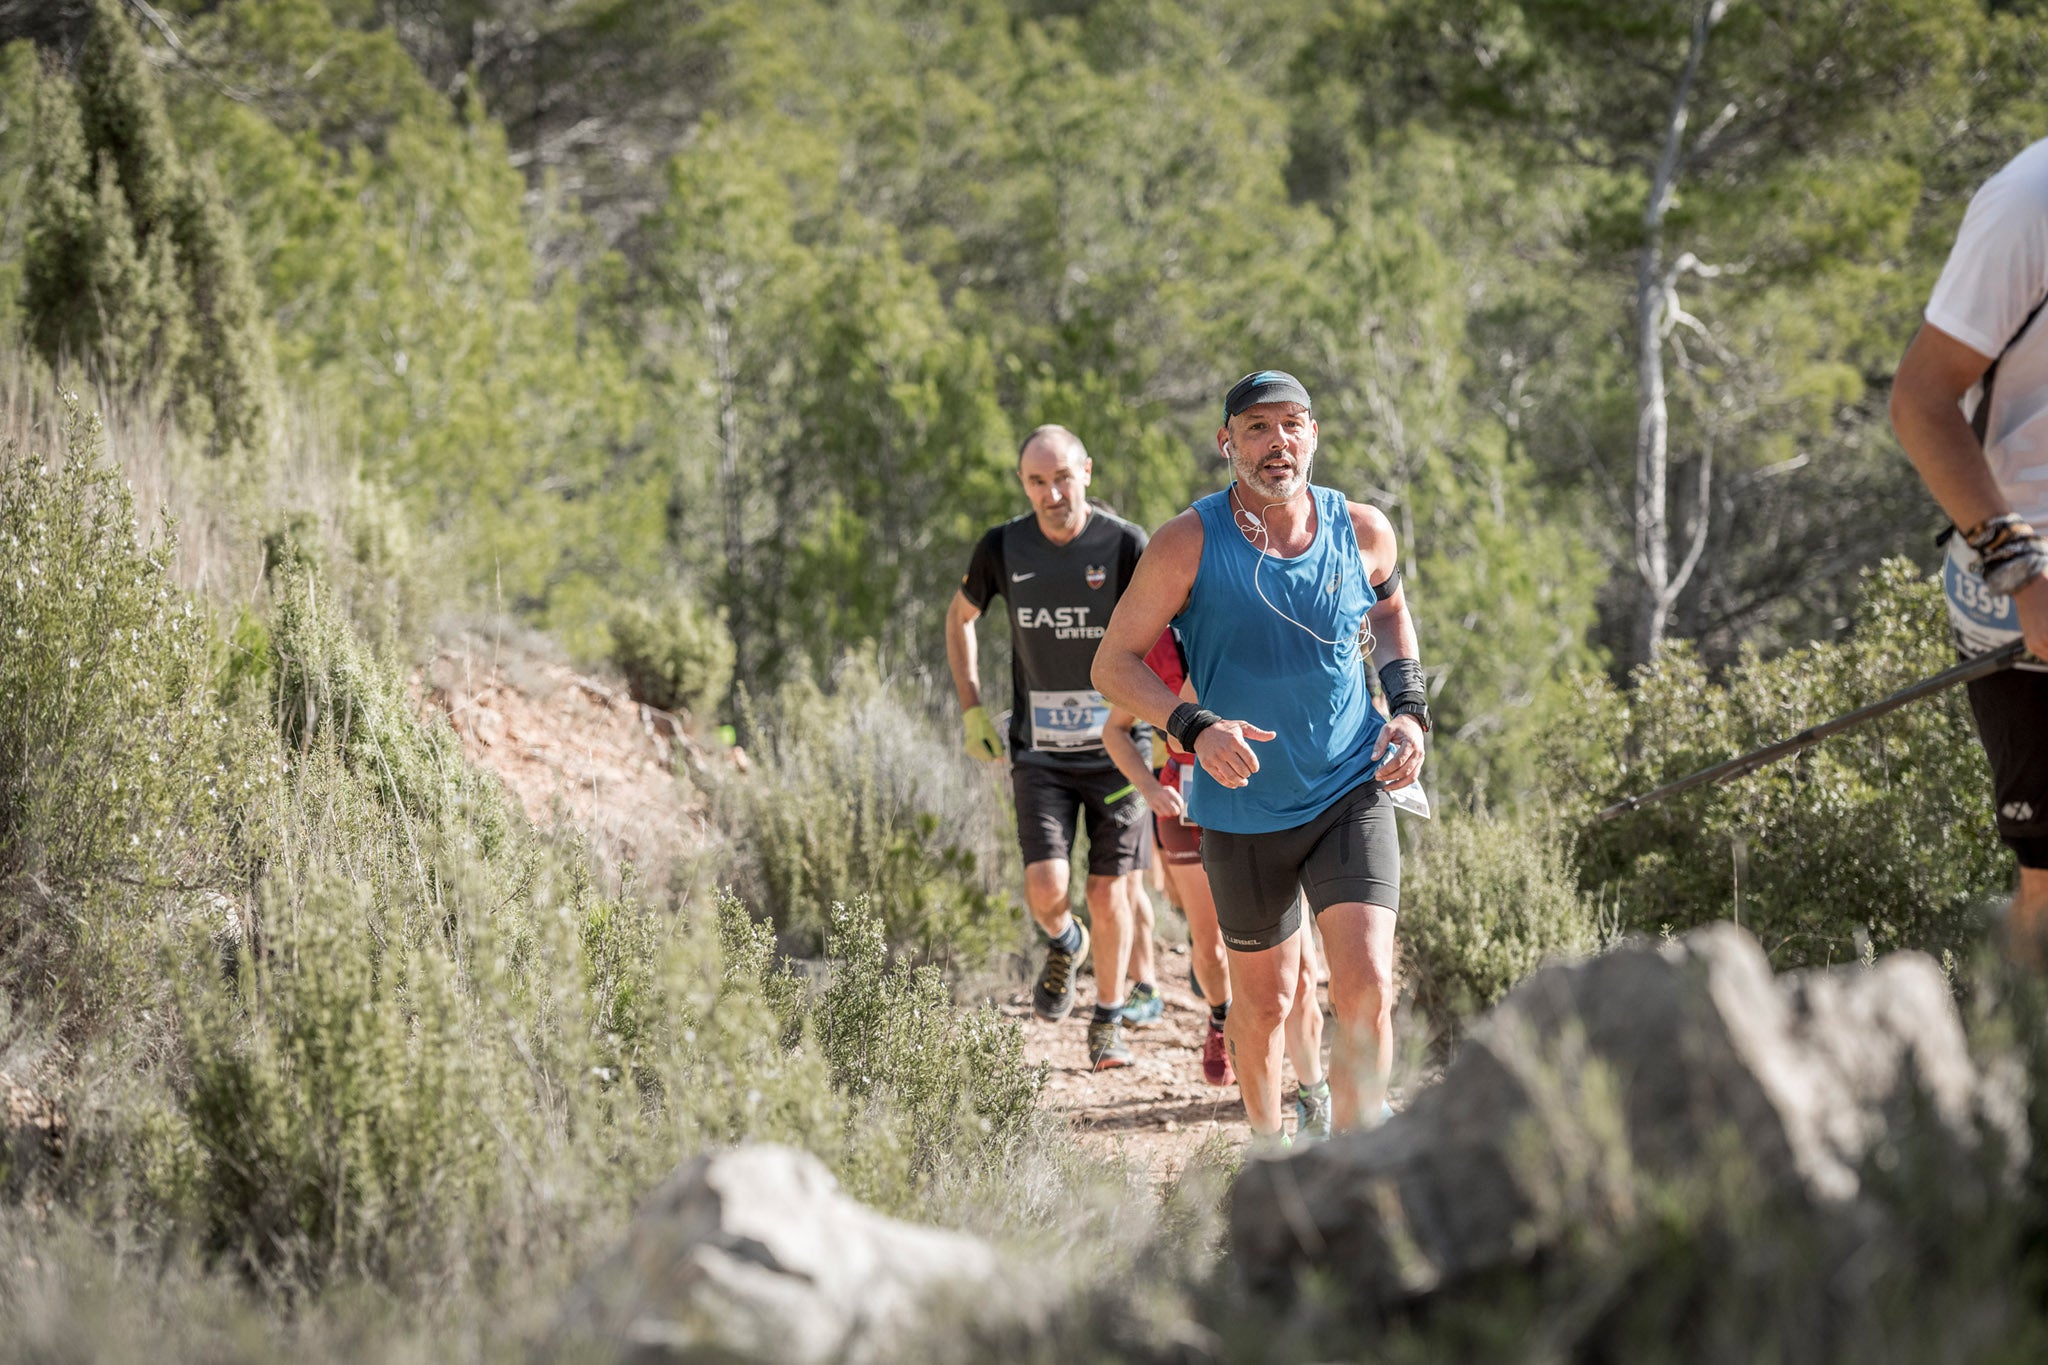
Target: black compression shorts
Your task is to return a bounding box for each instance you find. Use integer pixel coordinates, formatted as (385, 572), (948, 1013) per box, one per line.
(1966, 665), (2048, 868)
(1011, 762), (1153, 877)
(1199, 780), (1400, 952)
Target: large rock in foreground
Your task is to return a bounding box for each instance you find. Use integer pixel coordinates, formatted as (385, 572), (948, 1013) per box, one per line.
(1229, 923), (2023, 1316)
(552, 1145), (1002, 1363)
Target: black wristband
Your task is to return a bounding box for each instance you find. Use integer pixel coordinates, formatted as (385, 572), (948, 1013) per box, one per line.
(1378, 657), (1425, 703)
(1167, 703), (1223, 749)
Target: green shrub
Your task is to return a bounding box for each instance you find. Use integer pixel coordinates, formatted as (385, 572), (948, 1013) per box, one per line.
(265, 558), (512, 866)
(178, 883), (507, 1283)
(1557, 560), (2009, 968)
(803, 897), (1046, 1212)
(0, 401), (257, 1020)
(715, 655), (1022, 964)
(608, 594), (734, 718)
(1400, 809), (1605, 1031)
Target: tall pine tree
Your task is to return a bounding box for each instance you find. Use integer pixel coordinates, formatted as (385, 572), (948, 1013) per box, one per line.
(20, 0), (270, 452)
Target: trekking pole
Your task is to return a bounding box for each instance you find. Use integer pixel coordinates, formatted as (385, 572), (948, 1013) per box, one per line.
(1595, 639), (2028, 824)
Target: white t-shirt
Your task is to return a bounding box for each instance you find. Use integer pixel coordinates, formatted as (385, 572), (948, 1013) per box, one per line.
(1925, 135), (2048, 526)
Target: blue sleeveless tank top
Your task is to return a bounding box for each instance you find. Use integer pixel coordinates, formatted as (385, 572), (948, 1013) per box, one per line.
(1173, 484), (1386, 834)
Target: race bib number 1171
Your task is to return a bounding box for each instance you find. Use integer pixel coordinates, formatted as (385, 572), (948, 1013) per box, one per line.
(1028, 689), (1109, 751)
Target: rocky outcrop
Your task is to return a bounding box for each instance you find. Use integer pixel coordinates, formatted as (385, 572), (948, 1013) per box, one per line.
(1229, 923), (2023, 1316)
(551, 1145), (1004, 1364)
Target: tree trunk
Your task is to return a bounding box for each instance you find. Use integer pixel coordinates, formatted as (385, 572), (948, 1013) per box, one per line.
(706, 285), (750, 693)
(1630, 0), (1726, 666)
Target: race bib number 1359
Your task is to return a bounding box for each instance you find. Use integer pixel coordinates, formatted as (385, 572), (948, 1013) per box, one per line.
(1944, 536), (2021, 658)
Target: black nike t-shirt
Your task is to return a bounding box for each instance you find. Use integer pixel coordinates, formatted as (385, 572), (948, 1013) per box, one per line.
(960, 507), (1148, 770)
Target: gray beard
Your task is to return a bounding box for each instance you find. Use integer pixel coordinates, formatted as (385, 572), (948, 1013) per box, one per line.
(1236, 454), (1313, 503)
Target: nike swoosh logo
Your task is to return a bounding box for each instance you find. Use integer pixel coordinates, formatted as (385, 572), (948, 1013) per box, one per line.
(1011, 572), (1036, 582)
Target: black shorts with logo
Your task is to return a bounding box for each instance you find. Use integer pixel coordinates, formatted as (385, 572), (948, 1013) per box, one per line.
(1966, 664), (2048, 868)
(1011, 762), (1153, 877)
(1199, 780), (1401, 952)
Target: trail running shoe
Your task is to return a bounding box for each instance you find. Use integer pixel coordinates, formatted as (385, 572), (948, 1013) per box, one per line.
(1295, 1081), (1333, 1144)
(1249, 1129), (1292, 1159)
(1201, 1022), (1234, 1087)
(1032, 919), (1090, 1022)
(1121, 981), (1164, 1026)
(1087, 1014), (1132, 1071)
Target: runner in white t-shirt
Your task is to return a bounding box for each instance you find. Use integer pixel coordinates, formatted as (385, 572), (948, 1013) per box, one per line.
(1891, 135), (2048, 965)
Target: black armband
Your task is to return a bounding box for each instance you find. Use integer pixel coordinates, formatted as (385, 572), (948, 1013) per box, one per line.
(1370, 563), (1403, 603)
(1167, 702), (1223, 750)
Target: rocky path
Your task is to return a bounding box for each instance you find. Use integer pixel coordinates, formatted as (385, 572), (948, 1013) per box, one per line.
(1005, 944), (1433, 1180)
(1003, 950), (1325, 1181)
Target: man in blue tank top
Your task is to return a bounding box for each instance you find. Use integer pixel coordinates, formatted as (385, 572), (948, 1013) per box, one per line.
(1094, 370), (1431, 1145)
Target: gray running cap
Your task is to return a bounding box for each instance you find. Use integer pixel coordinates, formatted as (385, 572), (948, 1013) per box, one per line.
(1223, 369), (1313, 419)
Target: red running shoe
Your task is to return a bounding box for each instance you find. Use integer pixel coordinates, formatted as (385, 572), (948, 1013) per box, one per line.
(1201, 1022), (1234, 1087)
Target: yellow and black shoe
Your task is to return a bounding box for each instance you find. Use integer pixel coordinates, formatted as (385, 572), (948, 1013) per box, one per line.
(1031, 919), (1090, 1022)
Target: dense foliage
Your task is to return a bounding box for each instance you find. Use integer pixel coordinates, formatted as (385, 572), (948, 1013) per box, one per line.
(3, 0), (2048, 1359)
(1566, 560), (2008, 970)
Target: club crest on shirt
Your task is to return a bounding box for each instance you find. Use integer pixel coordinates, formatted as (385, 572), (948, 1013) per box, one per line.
(1085, 564), (1107, 589)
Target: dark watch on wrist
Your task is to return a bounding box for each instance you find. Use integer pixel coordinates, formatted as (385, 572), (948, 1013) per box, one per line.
(1389, 699), (1431, 733)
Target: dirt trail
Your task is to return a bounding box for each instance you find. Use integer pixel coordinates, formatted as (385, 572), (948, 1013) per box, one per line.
(1006, 948), (1431, 1180)
(1005, 967), (1246, 1179)
(1003, 954), (1343, 1181)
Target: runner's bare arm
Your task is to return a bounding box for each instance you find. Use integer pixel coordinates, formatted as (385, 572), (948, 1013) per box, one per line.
(945, 589), (984, 713)
(1102, 704), (1183, 818)
(1892, 322), (2007, 531)
(1093, 511), (1203, 729)
(1094, 511), (1275, 790)
(1895, 323), (2048, 659)
(1352, 502), (1427, 789)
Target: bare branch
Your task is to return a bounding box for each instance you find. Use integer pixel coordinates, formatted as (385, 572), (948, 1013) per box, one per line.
(125, 0), (256, 102)
(1682, 98), (1742, 167)
(1668, 444), (1715, 600)
(1731, 452), (1811, 488)
(1644, 0), (1730, 230)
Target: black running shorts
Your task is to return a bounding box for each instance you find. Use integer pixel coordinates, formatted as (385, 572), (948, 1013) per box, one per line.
(1966, 664), (2048, 868)
(1011, 762), (1153, 877)
(1199, 780), (1401, 952)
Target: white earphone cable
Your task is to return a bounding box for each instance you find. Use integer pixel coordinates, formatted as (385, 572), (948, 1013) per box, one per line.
(1231, 483), (1373, 657)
